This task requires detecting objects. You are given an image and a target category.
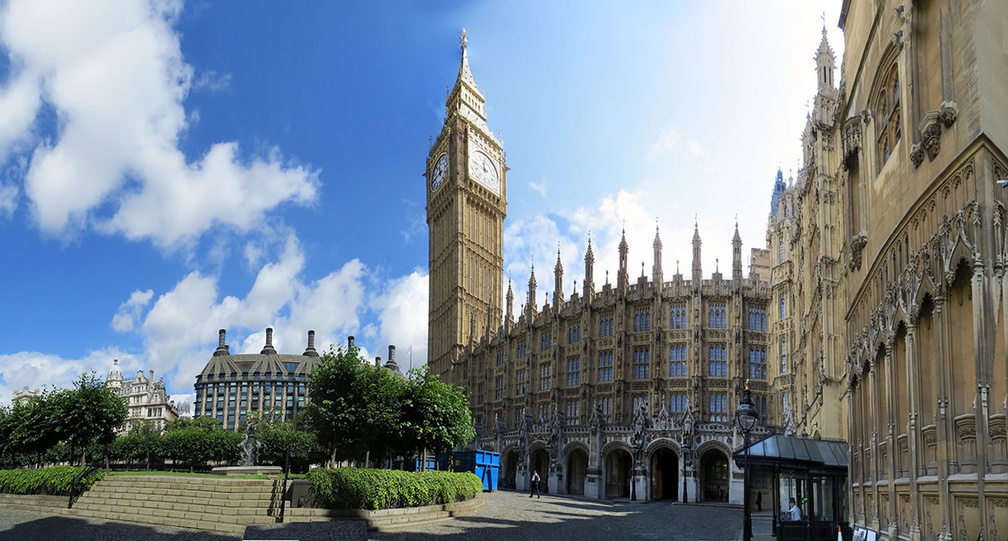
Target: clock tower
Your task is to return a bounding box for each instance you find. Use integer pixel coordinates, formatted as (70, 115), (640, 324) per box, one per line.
(426, 30), (506, 382)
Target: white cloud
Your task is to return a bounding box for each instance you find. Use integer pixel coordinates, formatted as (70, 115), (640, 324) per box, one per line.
(192, 69), (231, 93)
(109, 235), (374, 396)
(370, 269), (429, 371)
(529, 181), (547, 198)
(111, 289), (154, 332)
(0, 0), (318, 248)
(0, 347), (140, 407)
(650, 126), (705, 161)
(0, 181), (18, 219)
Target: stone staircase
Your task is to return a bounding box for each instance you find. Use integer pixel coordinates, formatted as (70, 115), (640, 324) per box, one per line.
(68, 474), (283, 535)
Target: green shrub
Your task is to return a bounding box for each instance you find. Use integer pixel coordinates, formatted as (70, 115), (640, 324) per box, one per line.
(0, 466), (105, 496)
(307, 467), (481, 510)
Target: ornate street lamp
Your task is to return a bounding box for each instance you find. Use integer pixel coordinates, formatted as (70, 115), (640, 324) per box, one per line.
(735, 380), (760, 541)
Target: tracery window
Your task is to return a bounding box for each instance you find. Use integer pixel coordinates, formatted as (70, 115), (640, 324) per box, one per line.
(874, 59), (901, 168)
(670, 304), (687, 329)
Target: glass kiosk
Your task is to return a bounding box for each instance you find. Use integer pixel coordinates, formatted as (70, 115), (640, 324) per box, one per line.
(734, 434), (850, 541)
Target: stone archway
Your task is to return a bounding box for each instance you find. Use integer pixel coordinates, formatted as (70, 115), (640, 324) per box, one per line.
(502, 448), (518, 490)
(604, 447), (632, 499)
(650, 447), (679, 501)
(566, 447), (588, 496)
(531, 448), (550, 494)
(699, 447), (730, 502)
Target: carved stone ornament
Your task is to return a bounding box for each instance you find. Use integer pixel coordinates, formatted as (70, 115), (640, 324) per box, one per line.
(940, 101), (958, 128)
(919, 111), (942, 161)
(910, 142), (924, 168)
(848, 234), (868, 272)
(860, 108), (872, 125)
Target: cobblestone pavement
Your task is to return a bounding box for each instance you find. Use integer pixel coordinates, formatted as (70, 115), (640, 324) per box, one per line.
(0, 492), (741, 541)
(371, 490), (743, 541)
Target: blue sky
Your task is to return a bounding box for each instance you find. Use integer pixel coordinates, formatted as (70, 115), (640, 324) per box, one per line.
(0, 1), (843, 408)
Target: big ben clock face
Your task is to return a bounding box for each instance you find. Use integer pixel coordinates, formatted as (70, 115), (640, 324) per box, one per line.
(430, 153), (448, 192)
(469, 150), (500, 194)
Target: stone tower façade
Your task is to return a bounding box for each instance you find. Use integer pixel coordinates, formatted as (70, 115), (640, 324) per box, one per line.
(426, 30), (507, 381)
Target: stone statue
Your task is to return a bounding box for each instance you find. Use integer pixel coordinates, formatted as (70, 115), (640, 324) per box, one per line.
(240, 420), (262, 467)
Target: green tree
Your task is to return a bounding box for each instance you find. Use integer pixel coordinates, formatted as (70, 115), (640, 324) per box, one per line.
(399, 369), (475, 458)
(305, 347), (475, 468)
(162, 416), (238, 471)
(55, 373), (128, 465)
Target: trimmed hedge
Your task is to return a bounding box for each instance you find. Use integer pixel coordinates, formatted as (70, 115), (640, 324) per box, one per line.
(0, 466), (105, 496)
(307, 467), (481, 510)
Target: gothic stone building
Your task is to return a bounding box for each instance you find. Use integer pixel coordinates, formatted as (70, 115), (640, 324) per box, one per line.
(769, 0), (1008, 538)
(426, 32), (776, 503)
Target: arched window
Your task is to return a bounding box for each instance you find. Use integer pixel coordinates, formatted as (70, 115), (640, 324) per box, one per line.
(873, 59), (901, 168)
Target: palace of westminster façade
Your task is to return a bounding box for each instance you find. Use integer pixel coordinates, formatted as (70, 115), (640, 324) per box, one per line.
(426, 1), (1008, 539)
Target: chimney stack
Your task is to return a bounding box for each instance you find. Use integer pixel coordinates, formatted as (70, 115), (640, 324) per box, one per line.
(214, 329), (230, 356)
(303, 330), (319, 357)
(261, 327), (278, 355)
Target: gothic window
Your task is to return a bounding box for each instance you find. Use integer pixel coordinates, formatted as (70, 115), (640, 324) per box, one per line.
(539, 362), (552, 391)
(632, 347), (650, 379)
(567, 357), (581, 387)
(496, 351), (504, 367)
(709, 393), (727, 422)
(516, 342), (527, 359)
(515, 369), (526, 396)
(600, 396), (613, 417)
(633, 307), (651, 332)
(632, 394), (649, 414)
(670, 304), (687, 329)
(598, 351), (614, 382)
(669, 392), (687, 413)
(599, 313), (614, 337)
(778, 234), (785, 263)
(708, 304), (726, 328)
(540, 332), (552, 351)
(568, 323), (581, 344)
(749, 346), (767, 380)
(780, 337), (788, 373)
(748, 307), (767, 331)
(566, 399), (580, 421)
(669, 344), (687, 377)
(514, 407), (525, 429)
(708, 344), (727, 377)
(779, 293), (787, 318)
(755, 396), (767, 416)
(874, 59), (901, 168)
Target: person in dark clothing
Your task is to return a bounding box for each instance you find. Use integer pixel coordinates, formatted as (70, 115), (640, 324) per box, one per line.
(755, 490), (762, 512)
(530, 470), (541, 498)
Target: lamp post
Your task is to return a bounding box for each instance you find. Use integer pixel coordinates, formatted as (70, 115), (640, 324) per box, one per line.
(735, 381), (760, 541)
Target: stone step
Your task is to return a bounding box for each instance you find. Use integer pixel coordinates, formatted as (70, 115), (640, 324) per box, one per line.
(69, 508), (250, 535)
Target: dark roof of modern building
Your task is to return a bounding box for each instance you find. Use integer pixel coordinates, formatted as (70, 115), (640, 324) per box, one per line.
(733, 434), (848, 471)
(197, 328), (321, 380)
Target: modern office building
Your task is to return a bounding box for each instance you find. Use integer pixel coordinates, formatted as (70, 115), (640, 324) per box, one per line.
(192, 328), (320, 432)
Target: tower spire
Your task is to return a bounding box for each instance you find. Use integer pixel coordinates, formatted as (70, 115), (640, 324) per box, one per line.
(618, 229), (629, 291)
(692, 220), (703, 283)
(732, 220), (743, 282)
(652, 223), (663, 285)
(584, 234), (595, 301)
(554, 246), (564, 311)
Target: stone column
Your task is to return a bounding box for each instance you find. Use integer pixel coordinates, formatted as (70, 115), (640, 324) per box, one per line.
(905, 322), (923, 541)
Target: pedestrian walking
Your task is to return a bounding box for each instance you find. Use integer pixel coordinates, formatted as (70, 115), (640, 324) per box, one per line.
(530, 470), (541, 498)
(755, 490), (762, 512)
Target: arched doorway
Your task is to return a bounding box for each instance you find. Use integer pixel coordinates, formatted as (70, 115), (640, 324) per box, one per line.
(650, 447), (679, 500)
(531, 448), (550, 494)
(567, 448), (588, 495)
(604, 448), (632, 499)
(503, 449), (518, 490)
(700, 448), (729, 502)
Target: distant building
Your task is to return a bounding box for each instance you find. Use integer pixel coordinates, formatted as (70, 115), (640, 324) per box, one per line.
(12, 386), (40, 405)
(193, 328), (320, 432)
(106, 359), (179, 434)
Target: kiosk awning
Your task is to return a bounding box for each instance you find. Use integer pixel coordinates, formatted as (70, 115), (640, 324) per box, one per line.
(733, 434), (848, 470)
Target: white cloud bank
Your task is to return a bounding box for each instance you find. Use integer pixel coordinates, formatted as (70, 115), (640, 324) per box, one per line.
(0, 0), (318, 248)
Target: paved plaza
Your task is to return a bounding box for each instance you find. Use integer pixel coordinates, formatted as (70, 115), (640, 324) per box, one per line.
(0, 490), (749, 540)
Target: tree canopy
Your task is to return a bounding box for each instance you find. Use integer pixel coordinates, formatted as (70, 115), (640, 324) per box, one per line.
(305, 346), (474, 466)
